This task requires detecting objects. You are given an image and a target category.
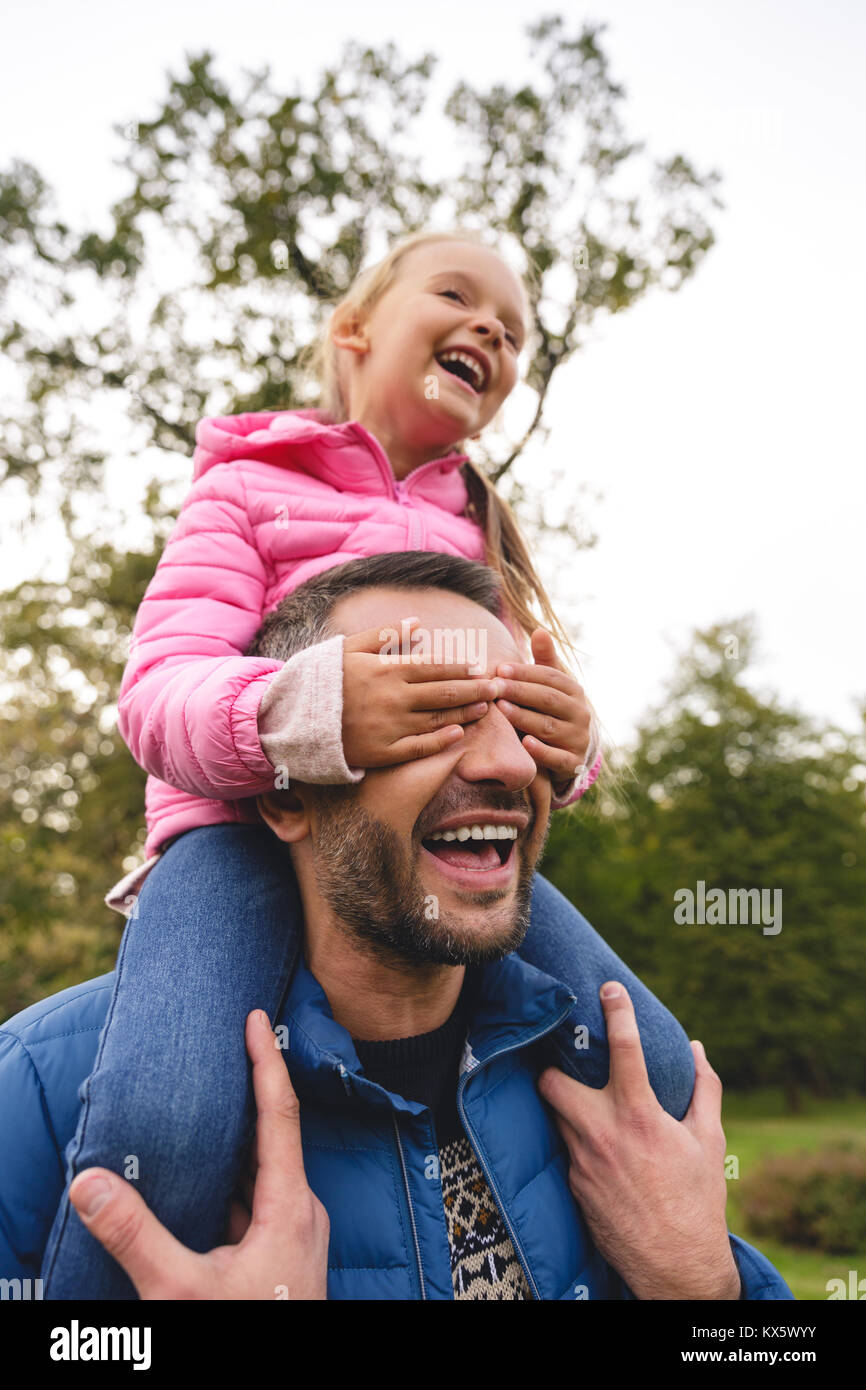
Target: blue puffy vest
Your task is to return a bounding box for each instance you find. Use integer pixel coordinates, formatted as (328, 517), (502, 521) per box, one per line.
(0, 954), (793, 1300)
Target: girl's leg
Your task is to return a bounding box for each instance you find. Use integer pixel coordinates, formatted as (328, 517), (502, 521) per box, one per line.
(518, 874), (696, 1120)
(41, 823), (301, 1300)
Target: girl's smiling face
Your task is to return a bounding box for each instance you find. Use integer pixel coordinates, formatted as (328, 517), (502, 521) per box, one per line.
(331, 240), (529, 478)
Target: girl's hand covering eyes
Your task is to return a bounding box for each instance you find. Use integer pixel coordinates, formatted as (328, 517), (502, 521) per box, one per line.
(494, 628), (593, 795)
(341, 618), (499, 767)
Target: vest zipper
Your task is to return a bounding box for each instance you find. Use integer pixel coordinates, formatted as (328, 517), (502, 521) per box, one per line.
(392, 1112), (427, 1300)
(455, 1001), (575, 1302)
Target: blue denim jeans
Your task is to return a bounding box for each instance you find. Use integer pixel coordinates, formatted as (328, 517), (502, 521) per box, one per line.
(41, 823), (695, 1299)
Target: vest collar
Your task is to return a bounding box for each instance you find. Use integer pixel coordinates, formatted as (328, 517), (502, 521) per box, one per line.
(280, 943), (575, 1113)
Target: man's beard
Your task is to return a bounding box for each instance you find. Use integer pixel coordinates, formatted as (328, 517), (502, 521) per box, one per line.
(309, 787), (546, 969)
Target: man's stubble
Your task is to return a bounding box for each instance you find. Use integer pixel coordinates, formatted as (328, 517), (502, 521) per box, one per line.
(308, 787), (546, 970)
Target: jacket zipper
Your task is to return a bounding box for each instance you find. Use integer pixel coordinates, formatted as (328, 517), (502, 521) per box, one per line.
(394, 479), (423, 548)
(347, 420), (462, 551)
(392, 1113), (427, 1300)
(336, 1060), (428, 1298)
(456, 1002), (575, 1302)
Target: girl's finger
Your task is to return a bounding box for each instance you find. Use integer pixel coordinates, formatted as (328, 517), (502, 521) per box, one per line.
(496, 659), (578, 692)
(522, 734), (588, 779)
(345, 724), (466, 769)
(343, 618), (423, 656)
(497, 698), (577, 747)
(402, 660), (488, 681)
(411, 702), (489, 731)
(407, 678), (498, 710)
(495, 673), (579, 710)
(530, 628), (562, 670)
(387, 727), (466, 762)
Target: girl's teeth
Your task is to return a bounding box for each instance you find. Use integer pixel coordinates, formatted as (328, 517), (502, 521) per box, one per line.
(436, 350), (484, 391)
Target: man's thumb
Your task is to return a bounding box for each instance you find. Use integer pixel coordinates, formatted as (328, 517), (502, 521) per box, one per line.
(69, 1167), (188, 1297)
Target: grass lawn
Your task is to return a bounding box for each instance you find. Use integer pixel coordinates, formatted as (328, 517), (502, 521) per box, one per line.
(721, 1089), (866, 1301)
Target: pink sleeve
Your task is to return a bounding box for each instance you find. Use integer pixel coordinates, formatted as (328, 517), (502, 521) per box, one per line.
(117, 464), (284, 799)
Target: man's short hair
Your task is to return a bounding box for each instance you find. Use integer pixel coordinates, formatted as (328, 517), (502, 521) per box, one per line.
(247, 551), (503, 663)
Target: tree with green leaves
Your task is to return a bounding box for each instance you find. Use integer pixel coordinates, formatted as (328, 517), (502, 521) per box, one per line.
(1, 18), (720, 509)
(544, 617), (866, 1108)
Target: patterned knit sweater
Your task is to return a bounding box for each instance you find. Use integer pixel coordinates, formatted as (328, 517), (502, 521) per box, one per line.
(352, 986), (531, 1300)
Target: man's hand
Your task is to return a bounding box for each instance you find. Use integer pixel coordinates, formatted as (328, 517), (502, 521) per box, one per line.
(69, 1010), (329, 1300)
(538, 983), (741, 1301)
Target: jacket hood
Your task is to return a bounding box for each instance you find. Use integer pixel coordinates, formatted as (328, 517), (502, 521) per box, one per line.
(192, 408), (471, 495)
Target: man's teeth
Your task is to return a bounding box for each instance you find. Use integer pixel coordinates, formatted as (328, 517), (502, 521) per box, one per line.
(437, 350), (485, 391)
(427, 824), (518, 842)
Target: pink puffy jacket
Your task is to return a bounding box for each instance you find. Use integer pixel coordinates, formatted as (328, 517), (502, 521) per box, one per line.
(112, 408), (600, 902)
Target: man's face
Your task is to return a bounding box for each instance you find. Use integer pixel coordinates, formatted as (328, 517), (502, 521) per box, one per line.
(290, 587), (552, 968)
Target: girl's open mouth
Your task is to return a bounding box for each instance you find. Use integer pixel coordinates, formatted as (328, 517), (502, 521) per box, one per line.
(434, 351), (486, 395)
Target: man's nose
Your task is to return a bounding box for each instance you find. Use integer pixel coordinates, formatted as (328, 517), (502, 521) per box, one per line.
(455, 697), (539, 790)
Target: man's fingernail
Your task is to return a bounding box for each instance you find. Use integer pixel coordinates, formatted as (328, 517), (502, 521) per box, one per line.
(74, 1175), (112, 1217)
(257, 1010), (271, 1029)
(600, 983), (620, 999)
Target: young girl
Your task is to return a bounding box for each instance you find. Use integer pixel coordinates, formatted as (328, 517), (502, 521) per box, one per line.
(41, 228), (694, 1298)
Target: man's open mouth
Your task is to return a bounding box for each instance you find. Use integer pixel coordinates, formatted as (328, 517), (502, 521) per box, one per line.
(421, 822), (517, 872)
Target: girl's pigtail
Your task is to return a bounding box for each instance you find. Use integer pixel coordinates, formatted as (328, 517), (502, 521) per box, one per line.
(462, 460), (573, 661)
(462, 459), (612, 799)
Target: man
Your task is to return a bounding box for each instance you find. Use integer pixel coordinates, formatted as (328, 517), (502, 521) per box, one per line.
(0, 553), (792, 1299)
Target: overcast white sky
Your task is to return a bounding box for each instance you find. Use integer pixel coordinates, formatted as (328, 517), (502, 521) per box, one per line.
(2, 0), (865, 749)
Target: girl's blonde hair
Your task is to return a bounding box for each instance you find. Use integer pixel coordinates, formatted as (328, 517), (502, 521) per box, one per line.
(300, 228), (576, 663)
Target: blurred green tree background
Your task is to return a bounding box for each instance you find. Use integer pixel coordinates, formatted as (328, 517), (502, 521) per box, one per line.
(1, 19), (863, 1108)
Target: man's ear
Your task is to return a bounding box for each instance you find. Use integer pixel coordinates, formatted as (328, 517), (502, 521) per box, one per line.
(329, 304), (370, 355)
(256, 788), (311, 844)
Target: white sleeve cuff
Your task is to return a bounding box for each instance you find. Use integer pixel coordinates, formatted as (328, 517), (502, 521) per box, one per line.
(257, 634), (364, 785)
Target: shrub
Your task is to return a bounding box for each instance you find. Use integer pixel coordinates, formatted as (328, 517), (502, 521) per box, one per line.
(740, 1146), (866, 1254)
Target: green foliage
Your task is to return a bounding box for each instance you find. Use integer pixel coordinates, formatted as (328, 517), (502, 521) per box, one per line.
(0, 500), (172, 1016)
(0, 18), (722, 510)
(739, 1146), (866, 1254)
(543, 618), (866, 1104)
(720, 1094), (866, 1296)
